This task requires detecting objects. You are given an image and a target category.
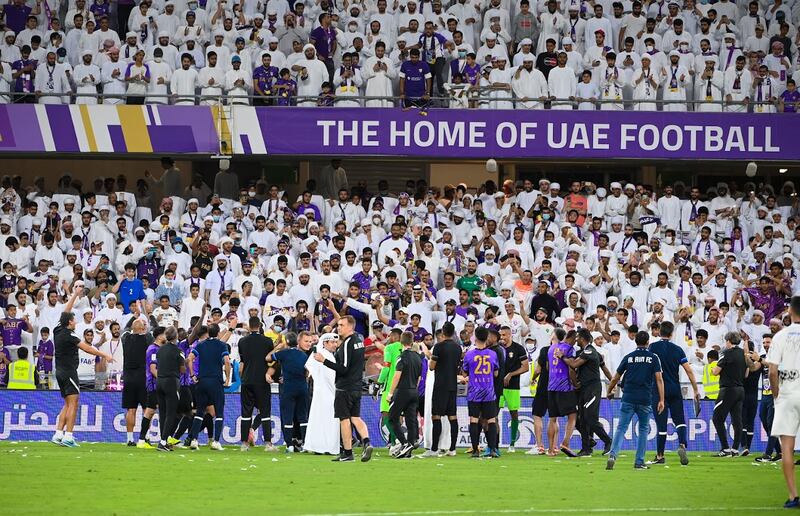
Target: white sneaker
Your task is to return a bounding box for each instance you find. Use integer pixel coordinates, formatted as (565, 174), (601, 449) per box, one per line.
(285, 446), (295, 453)
(389, 443), (404, 457)
(264, 443), (277, 452)
(419, 449), (441, 458)
(50, 436), (63, 445)
(240, 443), (250, 452)
(526, 447), (541, 455)
(210, 441), (224, 451)
(507, 446), (516, 453)
(445, 450), (457, 457)
(189, 439), (199, 450)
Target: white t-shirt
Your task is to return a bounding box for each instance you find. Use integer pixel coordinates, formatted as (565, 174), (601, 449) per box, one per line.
(767, 322), (800, 397)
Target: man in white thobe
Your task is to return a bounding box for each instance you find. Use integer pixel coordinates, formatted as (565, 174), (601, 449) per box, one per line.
(723, 55), (751, 112)
(661, 49), (689, 111)
(362, 42), (396, 107)
(303, 333), (340, 455)
(34, 50), (70, 104)
(292, 44), (328, 107)
(512, 55), (548, 109)
(73, 49), (101, 104)
(548, 52), (576, 110)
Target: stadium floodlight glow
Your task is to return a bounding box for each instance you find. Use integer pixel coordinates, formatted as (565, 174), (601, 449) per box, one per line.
(780, 168), (788, 174)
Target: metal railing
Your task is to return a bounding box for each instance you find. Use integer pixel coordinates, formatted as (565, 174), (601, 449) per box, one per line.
(2, 91), (792, 112)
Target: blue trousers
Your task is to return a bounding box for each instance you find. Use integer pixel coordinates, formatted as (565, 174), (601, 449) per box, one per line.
(610, 401), (652, 466)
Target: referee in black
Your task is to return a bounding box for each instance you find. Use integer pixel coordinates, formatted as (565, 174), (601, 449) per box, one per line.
(561, 328), (613, 456)
(711, 331), (751, 456)
(313, 315), (373, 462)
(238, 316), (275, 451)
(387, 331), (423, 458)
(429, 322), (461, 456)
(156, 327), (184, 452)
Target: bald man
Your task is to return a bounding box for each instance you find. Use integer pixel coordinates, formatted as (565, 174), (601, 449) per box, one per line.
(121, 317), (155, 447)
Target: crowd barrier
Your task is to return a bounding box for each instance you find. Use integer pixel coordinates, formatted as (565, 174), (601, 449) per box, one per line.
(0, 104), (798, 160)
(0, 390), (771, 452)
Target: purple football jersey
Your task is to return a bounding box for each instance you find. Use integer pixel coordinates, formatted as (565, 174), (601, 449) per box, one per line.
(547, 342), (575, 392)
(463, 347), (498, 402)
(145, 344), (159, 391)
(2, 318), (28, 346)
(36, 339), (54, 372)
(177, 339), (191, 386)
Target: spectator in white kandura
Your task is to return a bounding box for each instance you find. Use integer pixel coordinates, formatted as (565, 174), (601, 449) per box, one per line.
(73, 49), (101, 104)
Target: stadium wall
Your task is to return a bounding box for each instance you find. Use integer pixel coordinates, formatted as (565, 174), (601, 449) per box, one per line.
(0, 391), (770, 452)
(0, 105), (797, 161)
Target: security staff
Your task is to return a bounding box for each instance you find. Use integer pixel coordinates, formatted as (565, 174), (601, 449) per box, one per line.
(742, 340), (761, 456)
(606, 331), (664, 470)
(703, 349), (720, 400)
(712, 331), (750, 457)
(387, 331), (423, 459)
(155, 327), (185, 452)
(560, 328), (612, 456)
(238, 316), (275, 451)
(7, 346), (38, 390)
(648, 321), (700, 466)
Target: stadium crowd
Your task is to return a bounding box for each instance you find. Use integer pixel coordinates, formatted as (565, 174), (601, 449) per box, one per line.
(0, 161), (787, 461)
(0, 0), (800, 109)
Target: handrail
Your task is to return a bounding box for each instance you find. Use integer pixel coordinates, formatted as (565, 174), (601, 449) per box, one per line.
(1, 91), (790, 110)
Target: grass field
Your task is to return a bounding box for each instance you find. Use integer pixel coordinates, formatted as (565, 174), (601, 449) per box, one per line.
(1, 442), (789, 515)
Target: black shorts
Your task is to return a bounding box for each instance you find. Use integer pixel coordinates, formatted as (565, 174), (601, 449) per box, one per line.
(467, 400), (498, 420)
(241, 383), (271, 418)
(122, 378), (147, 409)
(146, 389), (158, 410)
(548, 390), (578, 417)
(334, 390), (361, 419)
(177, 385), (193, 413)
(55, 369), (80, 398)
(532, 390), (549, 418)
(431, 388), (457, 417)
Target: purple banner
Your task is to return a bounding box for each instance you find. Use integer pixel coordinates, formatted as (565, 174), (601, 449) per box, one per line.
(0, 390), (770, 451)
(258, 108), (796, 160)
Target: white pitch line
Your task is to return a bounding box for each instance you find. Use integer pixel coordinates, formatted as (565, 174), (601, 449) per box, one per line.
(303, 508), (776, 516)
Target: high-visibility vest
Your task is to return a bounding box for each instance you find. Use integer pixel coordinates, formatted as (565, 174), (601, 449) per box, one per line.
(7, 359), (36, 390)
(702, 361), (720, 400)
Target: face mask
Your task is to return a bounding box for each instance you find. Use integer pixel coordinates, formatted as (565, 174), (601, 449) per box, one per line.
(372, 217), (381, 225)
(154, 57), (162, 63)
(213, 215), (220, 222)
(249, 191), (256, 197)
(723, 243), (732, 251)
(274, 325), (283, 333)
(542, 213), (551, 220)
(458, 50), (466, 58)
(646, 44), (654, 52)
(665, 236), (674, 245)
(188, 1), (197, 7)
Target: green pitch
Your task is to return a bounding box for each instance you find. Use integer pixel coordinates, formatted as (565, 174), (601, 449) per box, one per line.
(1, 442), (788, 515)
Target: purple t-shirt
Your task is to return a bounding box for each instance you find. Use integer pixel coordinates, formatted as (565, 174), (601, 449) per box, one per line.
(781, 89), (800, 112)
(547, 342), (575, 392)
(3, 3), (31, 33)
(310, 26), (336, 59)
(36, 339), (54, 372)
(399, 60), (431, 98)
(2, 318), (28, 345)
(0, 347), (10, 385)
(145, 343), (159, 391)
(463, 347), (498, 402)
(406, 326), (430, 343)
